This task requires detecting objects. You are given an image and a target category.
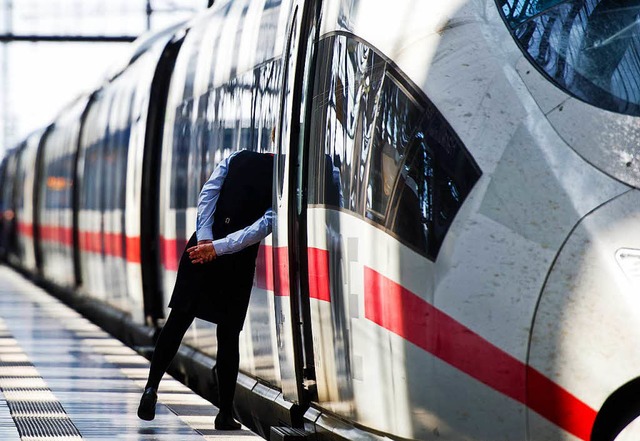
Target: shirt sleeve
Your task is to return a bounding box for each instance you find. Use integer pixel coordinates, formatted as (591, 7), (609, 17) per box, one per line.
(213, 208), (274, 256)
(195, 152), (238, 241)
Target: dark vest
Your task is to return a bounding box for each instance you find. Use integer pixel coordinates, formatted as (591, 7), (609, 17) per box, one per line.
(212, 150), (274, 242)
(168, 150), (274, 329)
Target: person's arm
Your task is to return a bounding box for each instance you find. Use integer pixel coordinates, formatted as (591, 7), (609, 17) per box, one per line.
(214, 208), (274, 255)
(188, 209), (274, 263)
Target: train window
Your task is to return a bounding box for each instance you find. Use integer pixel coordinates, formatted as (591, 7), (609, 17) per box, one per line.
(499, 0), (568, 27)
(310, 36), (386, 212)
(365, 74), (423, 223)
(81, 142), (104, 211)
(496, 0), (640, 116)
(183, 25), (204, 101)
(309, 34), (481, 259)
(191, 95), (208, 202)
(257, 59), (281, 153)
(170, 56), (282, 219)
(201, 92), (214, 182)
(170, 100), (193, 209)
(43, 154), (74, 209)
(388, 142), (433, 256)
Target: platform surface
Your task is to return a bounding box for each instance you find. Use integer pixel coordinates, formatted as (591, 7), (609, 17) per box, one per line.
(0, 265), (262, 440)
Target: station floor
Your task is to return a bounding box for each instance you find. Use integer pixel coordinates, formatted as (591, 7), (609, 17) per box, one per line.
(0, 265), (262, 441)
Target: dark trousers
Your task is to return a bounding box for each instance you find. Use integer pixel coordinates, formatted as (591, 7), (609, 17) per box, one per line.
(145, 308), (241, 413)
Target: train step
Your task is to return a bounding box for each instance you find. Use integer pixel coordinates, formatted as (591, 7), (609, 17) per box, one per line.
(270, 426), (310, 441)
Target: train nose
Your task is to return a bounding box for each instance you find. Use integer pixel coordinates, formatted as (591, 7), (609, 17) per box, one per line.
(526, 189), (640, 440)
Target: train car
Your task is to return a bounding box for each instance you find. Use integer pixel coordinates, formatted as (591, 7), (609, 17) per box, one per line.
(0, 146), (21, 264)
(14, 131), (43, 274)
(3, 0), (640, 440)
(73, 25), (184, 323)
(37, 99), (86, 289)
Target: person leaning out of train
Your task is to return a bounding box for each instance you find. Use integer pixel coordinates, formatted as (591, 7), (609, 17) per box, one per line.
(137, 149), (274, 431)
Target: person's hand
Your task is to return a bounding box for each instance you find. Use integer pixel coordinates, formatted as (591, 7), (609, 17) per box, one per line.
(187, 240), (217, 264)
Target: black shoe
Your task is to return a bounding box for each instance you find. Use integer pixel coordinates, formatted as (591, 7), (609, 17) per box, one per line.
(137, 387), (158, 421)
(214, 411), (241, 430)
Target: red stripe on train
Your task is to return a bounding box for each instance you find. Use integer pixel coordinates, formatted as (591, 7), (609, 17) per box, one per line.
(364, 267), (596, 440)
(256, 245), (288, 295)
(254, 246), (329, 300)
(20, 223), (142, 263)
(39, 225), (73, 246)
(159, 236), (185, 271)
(18, 221), (34, 237)
(307, 247), (330, 302)
(256, 245), (274, 290)
(16, 223), (599, 438)
(126, 236), (141, 263)
(21, 225), (325, 299)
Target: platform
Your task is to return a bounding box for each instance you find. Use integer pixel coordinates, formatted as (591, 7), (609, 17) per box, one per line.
(0, 265), (262, 441)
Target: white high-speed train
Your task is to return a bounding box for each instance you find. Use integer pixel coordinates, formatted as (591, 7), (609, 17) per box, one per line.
(1, 0), (639, 440)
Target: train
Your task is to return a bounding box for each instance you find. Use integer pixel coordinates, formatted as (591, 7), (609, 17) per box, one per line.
(1, 0), (639, 440)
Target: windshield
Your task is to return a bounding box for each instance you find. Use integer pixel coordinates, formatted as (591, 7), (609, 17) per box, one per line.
(497, 0), (640, 116)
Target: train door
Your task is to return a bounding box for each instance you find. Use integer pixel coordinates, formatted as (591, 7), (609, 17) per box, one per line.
(272, 0), (321, 409)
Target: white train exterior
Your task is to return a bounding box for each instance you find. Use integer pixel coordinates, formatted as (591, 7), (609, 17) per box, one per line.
(1, 1), (639, 440)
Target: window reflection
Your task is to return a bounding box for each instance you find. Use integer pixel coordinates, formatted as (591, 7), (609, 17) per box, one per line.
(500, 0), (568, 27)
(365, 75), (423, 223)
(44, 158), (74, 209)
(316, 36), (385, 213)
(496, 0), (640, 116)
(310, 35), (481, 260)
(389, 142), (432, 256)
(169, 59), (281, 210)
(170, 101), (192, 210)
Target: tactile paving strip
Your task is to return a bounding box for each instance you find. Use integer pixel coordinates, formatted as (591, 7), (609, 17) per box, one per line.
(0, 321), (82, 439)
(13, 417), (80, 438)
(8, 401), (67, 417)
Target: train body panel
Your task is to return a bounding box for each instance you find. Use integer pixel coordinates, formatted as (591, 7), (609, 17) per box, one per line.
(528, 190), (640, 440)
(306, 208), (531, 439)
(304, 0), (639, 439)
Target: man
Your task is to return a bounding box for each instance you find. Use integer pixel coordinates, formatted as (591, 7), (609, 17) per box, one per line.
(138, 149), (274, 430)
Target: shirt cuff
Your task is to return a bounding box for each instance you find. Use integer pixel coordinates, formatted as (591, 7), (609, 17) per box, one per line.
(213, 238), (229, 256)
(196, 228), (213, 242)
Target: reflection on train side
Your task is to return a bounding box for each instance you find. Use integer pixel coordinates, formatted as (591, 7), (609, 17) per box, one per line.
(309, 34), (481, 260)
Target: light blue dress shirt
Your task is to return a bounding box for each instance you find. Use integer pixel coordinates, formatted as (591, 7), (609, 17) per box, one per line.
(195, 151), (274, 256)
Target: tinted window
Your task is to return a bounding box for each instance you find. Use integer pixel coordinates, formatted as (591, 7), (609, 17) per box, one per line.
(169, 59), (281, 209)
(43, 153), (75, 209)
(365, 75), (423, 224)
(309, 35), (481, 260)
(170, 100), (193, 210)
(388, 143), (433, 256)
(309, 37), (386, 213)
(80, 140), (105, 212)
(500, 0), (568, 27)
(496, 0), (640, 116)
